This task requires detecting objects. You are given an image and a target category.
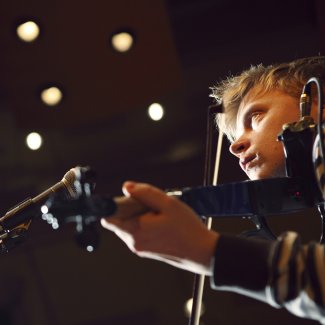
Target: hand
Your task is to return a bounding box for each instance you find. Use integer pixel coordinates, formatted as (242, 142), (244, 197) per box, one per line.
(101, 181), (219, 275)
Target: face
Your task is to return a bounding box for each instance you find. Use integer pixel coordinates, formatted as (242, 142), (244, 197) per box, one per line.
(229, 88), (301, 180)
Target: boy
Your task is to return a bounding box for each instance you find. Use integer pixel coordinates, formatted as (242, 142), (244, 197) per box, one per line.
(101, 56), (325, 323)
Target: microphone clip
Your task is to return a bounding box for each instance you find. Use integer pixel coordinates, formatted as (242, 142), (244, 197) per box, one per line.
(42, 166), (116, 252)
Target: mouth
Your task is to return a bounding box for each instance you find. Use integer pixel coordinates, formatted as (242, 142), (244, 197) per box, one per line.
(240, 155), (257, 171)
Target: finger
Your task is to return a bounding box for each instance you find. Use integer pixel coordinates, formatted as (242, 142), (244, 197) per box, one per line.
(100, 217), (137, 252)
(101, 215), (140, 238)
(122, 181), (172, 212)
(112, 196), (148, 220)
(100, 216), (122, 232)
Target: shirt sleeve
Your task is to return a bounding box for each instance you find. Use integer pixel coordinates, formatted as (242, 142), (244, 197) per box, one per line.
(210, 231), (325, 324)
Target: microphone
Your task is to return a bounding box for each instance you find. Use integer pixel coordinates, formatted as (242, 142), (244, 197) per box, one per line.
(0, 168), (79, 232)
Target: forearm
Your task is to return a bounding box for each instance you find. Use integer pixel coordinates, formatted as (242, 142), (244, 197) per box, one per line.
(210, 232), (325, 323)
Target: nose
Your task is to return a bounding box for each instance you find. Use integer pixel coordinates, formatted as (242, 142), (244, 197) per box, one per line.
(229, 136), (250, 156)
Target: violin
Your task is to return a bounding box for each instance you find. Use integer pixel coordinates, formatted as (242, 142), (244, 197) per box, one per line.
(0, 78), (324, 254)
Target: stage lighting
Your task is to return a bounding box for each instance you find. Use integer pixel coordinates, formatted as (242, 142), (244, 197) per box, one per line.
(41, 87), (63, 106)
(148, 102), (164, 121)
(16, 21), (40, 42)
(26, 132), (43, 150)
(184, 298), (205, 318)
(111, 31), (134, 52)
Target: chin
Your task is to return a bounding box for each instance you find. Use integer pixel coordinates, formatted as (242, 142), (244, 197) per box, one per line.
(247, 166), (286, 180)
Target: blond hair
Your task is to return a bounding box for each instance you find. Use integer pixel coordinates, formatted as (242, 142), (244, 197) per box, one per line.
(211, 56), (325, 142)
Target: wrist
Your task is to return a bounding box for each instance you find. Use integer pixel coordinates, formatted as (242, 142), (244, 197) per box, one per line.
(190, 230), (219, 276)
(204, 231), (220, 276)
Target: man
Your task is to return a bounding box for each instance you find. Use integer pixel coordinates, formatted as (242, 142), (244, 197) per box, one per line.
(101, 56), (325, 323)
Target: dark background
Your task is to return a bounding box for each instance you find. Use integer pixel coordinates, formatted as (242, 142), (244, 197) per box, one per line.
(0, 0), (324, 324)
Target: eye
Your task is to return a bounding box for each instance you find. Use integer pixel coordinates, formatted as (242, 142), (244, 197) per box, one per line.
(250, 111), (263, 127)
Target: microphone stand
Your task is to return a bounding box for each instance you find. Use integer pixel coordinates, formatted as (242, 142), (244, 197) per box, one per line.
(189, 103), (223, 325)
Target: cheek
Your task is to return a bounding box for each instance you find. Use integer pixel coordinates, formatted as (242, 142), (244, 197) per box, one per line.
(269, 136), (285, 153)
(260, 135), (285, 163)
(257, 118), (286, 148)
(274, 142), (286, 160)
(267, 141), (286, 171)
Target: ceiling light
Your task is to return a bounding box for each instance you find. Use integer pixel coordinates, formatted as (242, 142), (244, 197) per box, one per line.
(26, 132), (43, 150)
(148, 103), (164, 121)
(16, 21), (40, 42)
(41, 86), (63, 106)
(111, 31), (134, 52)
